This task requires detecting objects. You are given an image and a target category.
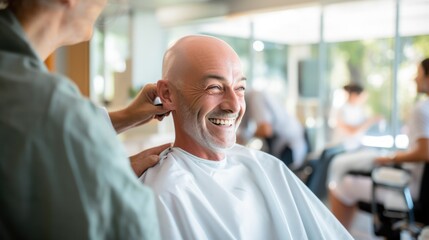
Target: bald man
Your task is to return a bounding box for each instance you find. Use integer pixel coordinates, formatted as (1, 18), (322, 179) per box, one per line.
(140, 35), (352, 240)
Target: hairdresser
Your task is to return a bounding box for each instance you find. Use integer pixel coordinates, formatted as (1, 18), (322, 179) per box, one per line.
(0, 1), (170, 238)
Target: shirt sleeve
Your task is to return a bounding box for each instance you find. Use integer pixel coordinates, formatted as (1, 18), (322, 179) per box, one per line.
(97, 106), (116, 131)
(413, 102), (429, 140)
(247, 91), (272, 124)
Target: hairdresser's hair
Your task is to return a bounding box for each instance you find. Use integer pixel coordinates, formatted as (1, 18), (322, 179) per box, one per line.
(6, 0), (53, 9)
(421, 58), (429, 77)
(343, 83), (364, 94)
(6, 0), (63, 17)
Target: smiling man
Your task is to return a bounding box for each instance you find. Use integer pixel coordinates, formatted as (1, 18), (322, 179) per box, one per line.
(140, 35), (352, 240)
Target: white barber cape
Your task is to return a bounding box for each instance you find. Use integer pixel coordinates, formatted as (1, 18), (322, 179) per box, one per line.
(141, 144), (352, 240)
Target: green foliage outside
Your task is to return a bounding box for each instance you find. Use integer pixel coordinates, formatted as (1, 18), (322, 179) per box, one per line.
(327, 35), (429, 132)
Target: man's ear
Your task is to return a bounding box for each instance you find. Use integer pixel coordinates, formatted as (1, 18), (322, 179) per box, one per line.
(157, 80), (175, 110)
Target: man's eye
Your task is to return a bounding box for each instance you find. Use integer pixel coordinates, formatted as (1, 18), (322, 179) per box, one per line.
(235, 86), (246, 96)
(208, 85), (221, 90)
(206, 85), (223, 93)
(236, 86), (246, 91)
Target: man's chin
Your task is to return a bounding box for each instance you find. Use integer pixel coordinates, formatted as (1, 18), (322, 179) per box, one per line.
(204, 134), (236, 152)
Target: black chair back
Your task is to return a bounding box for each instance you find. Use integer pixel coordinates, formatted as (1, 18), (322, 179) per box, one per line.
(415, 163), (429, 225)
(306, 144), (345, 199)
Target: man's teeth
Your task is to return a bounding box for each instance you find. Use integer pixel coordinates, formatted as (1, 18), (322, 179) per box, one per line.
(209, 118), (235, 126)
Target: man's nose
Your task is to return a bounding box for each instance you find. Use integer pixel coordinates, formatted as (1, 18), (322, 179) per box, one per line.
(221, 89), (241, 113)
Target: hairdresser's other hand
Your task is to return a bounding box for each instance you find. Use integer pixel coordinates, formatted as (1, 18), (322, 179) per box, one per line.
(109, 83), (170, 133)
(130, 143), (172, 177)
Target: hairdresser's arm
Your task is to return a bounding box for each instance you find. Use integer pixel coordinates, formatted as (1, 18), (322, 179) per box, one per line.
(109, 84), (170, 134)
(375, 138), (429, 165)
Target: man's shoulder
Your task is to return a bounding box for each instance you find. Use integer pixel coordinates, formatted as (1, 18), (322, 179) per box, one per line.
(140, 152), (193, 195)
(228, 144), (300, 181)
(141, 145), (288, 193)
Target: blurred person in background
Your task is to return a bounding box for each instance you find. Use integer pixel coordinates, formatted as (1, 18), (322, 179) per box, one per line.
(0, 0), (170, 238)
(330, 83), (381, 150)
(328, 58), (429, 229)
(237, 89), (308, 170)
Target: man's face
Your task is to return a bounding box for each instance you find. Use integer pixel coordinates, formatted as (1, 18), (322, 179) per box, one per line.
(171, 42), (246, 157)
(415, 65), (428, 94)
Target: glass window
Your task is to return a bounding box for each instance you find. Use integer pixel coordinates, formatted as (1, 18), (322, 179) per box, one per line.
(324, 0), (396, 148)
(92, 14), (131, 108)
(397, 0), (429, 148)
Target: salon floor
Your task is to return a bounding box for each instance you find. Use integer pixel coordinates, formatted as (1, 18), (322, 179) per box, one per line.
(350, 212), (384, 240)
(323, 199), (383, 240)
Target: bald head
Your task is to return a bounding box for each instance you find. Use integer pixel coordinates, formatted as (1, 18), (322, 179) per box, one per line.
(162, 35), (242, 86)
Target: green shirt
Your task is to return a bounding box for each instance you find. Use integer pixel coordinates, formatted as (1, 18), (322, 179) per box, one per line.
(0, 9), (160, 239)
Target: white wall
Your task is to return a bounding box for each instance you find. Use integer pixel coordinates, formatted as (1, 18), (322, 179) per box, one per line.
(131, 11), (166, 87)
(228, 0), (317, 14)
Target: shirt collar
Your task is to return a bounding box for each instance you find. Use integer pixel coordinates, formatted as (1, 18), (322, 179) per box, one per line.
(0, 9), (47, 72)
(167, 147), (227, 169)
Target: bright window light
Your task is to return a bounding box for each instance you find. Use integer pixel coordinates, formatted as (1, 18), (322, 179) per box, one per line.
(360, 134), (409, 149)
(361, 135), (394, 148)
(253, 40), (265, 52)
(395, 134), (409, 149)
(93, 75), (105, 95)
(305, 117), (316, 128)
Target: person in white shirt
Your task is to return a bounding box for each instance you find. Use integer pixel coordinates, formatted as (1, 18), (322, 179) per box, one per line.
(237, 89), (308, 170)
(329, 58), (429, 229)
(140, 35), (352, 240)
(330, 83), (381, 150)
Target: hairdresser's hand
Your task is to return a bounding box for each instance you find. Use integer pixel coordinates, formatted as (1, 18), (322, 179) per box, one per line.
(109, 83), (170, 133)
(375, 151), (404, 166)
(130, 143), (172, 177)
(374, 156), (394, 166)
(126, 83), (171, 122)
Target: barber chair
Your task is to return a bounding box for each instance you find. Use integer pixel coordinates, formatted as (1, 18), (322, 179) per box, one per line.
(264, 128), (313, 168)
(294, 144), (345, 199)
(354, 163), (429, 240)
